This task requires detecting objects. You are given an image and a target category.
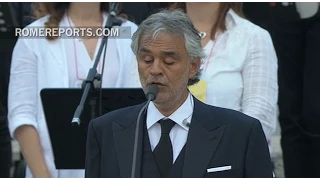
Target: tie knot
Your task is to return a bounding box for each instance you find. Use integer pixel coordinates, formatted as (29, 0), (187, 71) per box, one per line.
(159, 119), (175, 134)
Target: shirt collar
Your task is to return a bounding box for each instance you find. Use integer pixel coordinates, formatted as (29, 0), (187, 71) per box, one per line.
(225, 9), (242, 30)
(146, 93), (194, 131)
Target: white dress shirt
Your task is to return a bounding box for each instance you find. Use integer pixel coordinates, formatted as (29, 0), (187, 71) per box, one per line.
(199, 9), (278, 140)
(146, 93), (194, 163)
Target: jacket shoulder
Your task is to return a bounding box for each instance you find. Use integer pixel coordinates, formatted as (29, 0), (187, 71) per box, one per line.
(90, 103), (144, 131)
(199, 101), (260, 133)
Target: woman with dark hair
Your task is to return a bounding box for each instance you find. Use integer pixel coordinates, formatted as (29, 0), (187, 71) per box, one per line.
(174, 3), (278, 146)
(7, 2), (139, 178)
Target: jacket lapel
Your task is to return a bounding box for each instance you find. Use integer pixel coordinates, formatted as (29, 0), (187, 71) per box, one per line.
(112, 96), (226, 177)
(182, 97), (226, 178)
(113, 103), (146, 177)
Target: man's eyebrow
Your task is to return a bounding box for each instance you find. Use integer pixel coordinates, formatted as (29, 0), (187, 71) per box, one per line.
(161, 50), (178, 56)
(139, 48), (180, 58)
(139, 47), (151, 53)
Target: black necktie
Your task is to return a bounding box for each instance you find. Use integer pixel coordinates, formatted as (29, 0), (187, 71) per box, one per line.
(153, 119), (176, 177)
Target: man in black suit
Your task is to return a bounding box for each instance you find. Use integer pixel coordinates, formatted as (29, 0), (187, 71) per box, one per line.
(85, 9), (273, 178)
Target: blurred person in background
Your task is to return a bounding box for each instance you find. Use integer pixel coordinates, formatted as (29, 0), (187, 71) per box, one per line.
(172, 2), (278, 148)
(244, 2), (320, 177)
(120, 3), (150, 24)
(11, 2), (34, 27)
(0, 2), (21, 177)
(7, 2), (139, 178)
(0, 39), (13, 178)
(300, 3), (320, 177)
(119, 3), (173, 25)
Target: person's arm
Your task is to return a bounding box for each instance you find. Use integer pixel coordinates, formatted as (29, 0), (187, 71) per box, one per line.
(85, 120), (101, 177)
(8, 38), (50, 178)
(244, 119), (273, 177)
(15, 126), (51, 177)
(241, 29), (278, 140)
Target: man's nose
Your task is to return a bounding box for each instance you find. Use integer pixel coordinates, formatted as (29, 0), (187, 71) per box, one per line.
(150, 60), (163, 75)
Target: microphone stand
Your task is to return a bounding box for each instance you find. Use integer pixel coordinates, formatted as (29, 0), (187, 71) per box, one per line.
(131, 85), (159, 178)
(131, 99), (151, 178)
(71, 13), (122, 126)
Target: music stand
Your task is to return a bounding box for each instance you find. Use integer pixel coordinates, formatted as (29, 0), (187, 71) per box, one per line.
(40, 88), (146, 169)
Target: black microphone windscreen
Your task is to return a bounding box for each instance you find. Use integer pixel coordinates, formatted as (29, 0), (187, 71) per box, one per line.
(146, 84), (159, 101)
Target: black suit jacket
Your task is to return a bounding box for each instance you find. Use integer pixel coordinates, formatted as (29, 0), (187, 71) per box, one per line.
(85, 96), (273, 178)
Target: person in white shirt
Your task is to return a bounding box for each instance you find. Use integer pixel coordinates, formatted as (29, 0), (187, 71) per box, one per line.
(7, 2), (139, 178)
(172, 2), (278, 143)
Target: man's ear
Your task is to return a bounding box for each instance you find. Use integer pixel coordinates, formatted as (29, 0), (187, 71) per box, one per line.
(189, 58), (201, 79)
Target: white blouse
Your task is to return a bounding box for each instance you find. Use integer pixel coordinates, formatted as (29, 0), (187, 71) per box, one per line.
(8, 12), (139, 178)
(198, 9), (278, 140)
(63, 15), (120, 88)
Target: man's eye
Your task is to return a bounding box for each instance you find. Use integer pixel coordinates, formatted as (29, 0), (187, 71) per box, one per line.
(164, 58), (175, 65)
(165, 62), (174, 65)
(144, 59), (153, 64)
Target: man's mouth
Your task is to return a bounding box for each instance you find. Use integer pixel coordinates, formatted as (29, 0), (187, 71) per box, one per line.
(148, 82), (165, 86)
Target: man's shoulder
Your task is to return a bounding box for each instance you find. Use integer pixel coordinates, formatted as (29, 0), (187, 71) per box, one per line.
(199, 101), (260, 132)
(198, 102), (264, 141)
(89, 102), (144, 130)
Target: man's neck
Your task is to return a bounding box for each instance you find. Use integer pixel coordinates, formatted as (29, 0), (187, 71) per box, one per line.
(155, 90), (190, 117)
(68, 2), (102, 23)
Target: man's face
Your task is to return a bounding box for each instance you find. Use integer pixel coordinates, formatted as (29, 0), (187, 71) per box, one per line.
(137, 32), (200, 106)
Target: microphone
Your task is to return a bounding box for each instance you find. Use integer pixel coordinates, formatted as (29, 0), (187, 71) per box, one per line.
(145, 84), (159, 101)
(131, 84), (159, 178)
